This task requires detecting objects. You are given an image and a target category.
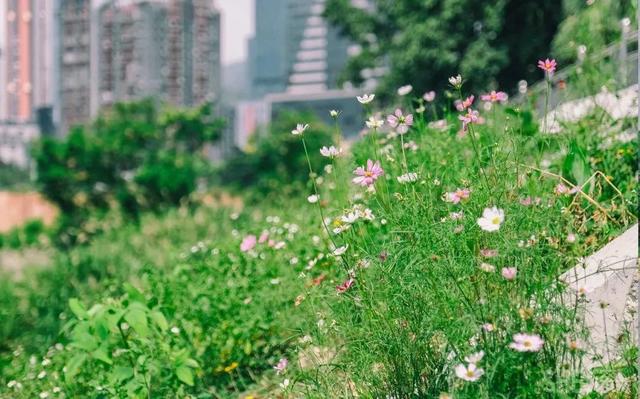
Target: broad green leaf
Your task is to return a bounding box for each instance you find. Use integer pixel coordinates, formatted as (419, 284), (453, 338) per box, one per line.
(563, 140), (591, 187)
(111, 366), (134, 382)
(124, 308), (149, 337)
(176, 365), (194, 386)
(184, 358), (199, 368)
(150, 310), (168, 332)
(69, 298), (88, 320)
(70, 327), (98, 352)
(123, 283), (146, 304)
(64, 353), (87, 380)
(92, 347), (113, 365)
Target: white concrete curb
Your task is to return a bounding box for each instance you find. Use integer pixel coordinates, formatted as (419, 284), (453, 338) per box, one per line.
(560, 224), (638, 391)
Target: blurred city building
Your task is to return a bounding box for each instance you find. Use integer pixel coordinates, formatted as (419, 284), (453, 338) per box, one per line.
(249, 0), (352, 98)
(0, 122), (39, 168)
(0, 0), (58, 168)
(0, 0), (222, 168)
(234, 0), (372, 152)
(1, 0), (56, 123)
(97, 0), (220, 109)
(57, 0), (94, 136)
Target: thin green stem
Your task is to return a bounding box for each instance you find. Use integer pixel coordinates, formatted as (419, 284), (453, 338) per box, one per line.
(302, 138), (335, 243)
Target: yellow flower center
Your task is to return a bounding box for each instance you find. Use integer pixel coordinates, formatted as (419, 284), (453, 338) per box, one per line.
(466, 370), (475, 377)
(491, 216), (500, 225)
(523, 340), (532, 348)
(364, 171), (374, 177)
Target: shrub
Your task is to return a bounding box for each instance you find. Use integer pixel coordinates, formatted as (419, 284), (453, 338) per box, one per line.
(33, 100), (224, 244)
(217, 111), (335, 198)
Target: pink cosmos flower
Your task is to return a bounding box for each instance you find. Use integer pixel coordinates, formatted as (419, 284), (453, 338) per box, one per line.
(454, 95), (475, 111)
(336, 278), (355, 294)
(519, 196), (533, 206)
(482, 323), (495, 332)
(387, 109), (414, 134)
(480, 91), (508, 103)
(509, 333), (544, 352)
(423, 91), (436, 102)
(240, 235), (257, 252)
(353, 160), (384, 186)
(258, 231), (269, 244)
(444, 188), (471, 204)
(461, 95), (474, 109)
(555, 183), (580, 196)
(554, 183), (569, 195)
(520, 196), (542, 206)
(537, 58), (557, 75)
(480, 248), (498, 258)
(458, 109), (480, 130)
(274, 358), (288, 375)
(501, 267), (517, 281)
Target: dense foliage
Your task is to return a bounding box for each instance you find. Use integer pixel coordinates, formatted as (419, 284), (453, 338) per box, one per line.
(33, 100), (223, 245)
(0, 163), (32, 191)
(218, 111), (335, 198)
(0, 76), (637, 397)
(324, 0), (564, 97)
(552, 0), (637, 64)
(1, 6), (638, 398)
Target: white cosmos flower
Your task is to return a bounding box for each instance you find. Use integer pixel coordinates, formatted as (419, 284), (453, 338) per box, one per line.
(320, 145), (342, 158)
(333, 224), (351, 234)
(477, 206), (504, 232)
(279, 378), (290, 390)
(509, 333), (544, 352)
(341, 212), (359, 224)
(357, 93), (375, 104)
(448, 74), (462, 87)
(333, 245), (349, 256)
(454, 363), (484, 382)
(464, 351), (484, 364)
(397, 85), (413, 96)
(360, 208), (375, 220)
(397, 172), (418, 184)
(291, 123), (309, 135)
(307, 194), (319, 203)
(366, 116), (384, 129)
(479, 262), (496, 273)
(330, 109), (339, 117)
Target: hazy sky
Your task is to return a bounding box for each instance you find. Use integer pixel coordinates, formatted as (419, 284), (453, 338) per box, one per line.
(217, 0), (255, 65)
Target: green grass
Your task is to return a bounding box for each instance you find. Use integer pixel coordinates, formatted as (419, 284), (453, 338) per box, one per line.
(0, 85), (637, 398)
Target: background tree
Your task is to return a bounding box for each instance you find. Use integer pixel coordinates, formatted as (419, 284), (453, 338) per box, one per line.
(33, 99), (223, 245)
(324, 0), (564, 98)
(552, 0), (636, 64)
(217, 111), (334, 200)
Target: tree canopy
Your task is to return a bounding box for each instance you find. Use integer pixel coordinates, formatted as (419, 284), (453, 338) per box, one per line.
(324, 0), (564, 98)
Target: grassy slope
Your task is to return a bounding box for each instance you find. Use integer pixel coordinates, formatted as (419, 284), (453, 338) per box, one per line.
(0, 99), (637, 398)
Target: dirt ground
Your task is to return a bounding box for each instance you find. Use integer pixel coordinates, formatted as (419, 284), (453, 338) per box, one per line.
(0, 191), (58, 233)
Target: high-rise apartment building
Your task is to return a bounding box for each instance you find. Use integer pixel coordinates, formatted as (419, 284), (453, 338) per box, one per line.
(57, 0), (93, 135)
(249, 0), (352, 98)
(2, 0), (56, 122)
(97, 0), (220, 109)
